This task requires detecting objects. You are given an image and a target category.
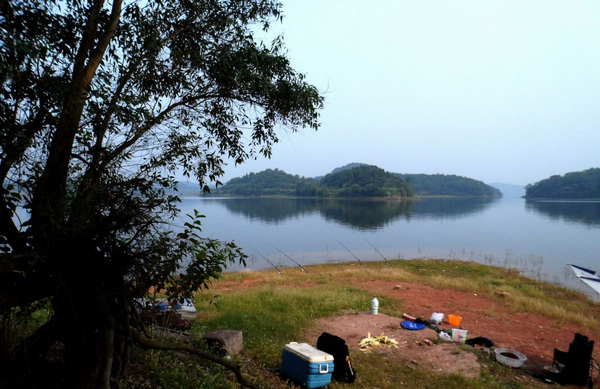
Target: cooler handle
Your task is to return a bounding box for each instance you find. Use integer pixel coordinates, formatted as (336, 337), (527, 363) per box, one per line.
(319, 363), (329, 374)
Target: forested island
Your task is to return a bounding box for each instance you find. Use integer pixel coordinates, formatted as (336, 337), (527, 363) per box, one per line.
(524, 168), (600, 199)
(395, 173), (502, 197)
(211, 163), (502, 198)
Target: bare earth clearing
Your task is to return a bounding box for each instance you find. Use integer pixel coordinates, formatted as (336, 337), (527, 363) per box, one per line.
(297, 281), (600, 387)
(213, 276), (600, 387)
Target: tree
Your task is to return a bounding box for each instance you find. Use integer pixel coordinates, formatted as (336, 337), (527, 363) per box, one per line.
(397, 173), (501, 197)
(524, 168), (600, 199)
(321, 165), (412, 197)
(0, 0), (323, 387)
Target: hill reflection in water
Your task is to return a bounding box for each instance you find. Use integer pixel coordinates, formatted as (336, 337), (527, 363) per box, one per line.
(182, 196), (600, 299)
(525, 199), (600, 227)
(215, 197), (499, 231)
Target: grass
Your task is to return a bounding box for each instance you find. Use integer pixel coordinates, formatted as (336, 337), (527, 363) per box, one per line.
(0, 298), (52, 354)
(127, 258), (600, 388)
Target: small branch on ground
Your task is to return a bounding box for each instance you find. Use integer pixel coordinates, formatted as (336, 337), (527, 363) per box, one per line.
(130, 328), (258, 389)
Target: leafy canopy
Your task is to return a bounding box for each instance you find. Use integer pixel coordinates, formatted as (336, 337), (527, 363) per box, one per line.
(0, 0), (322, 386)
(1, 0), (322, 305)
(525, 168), (600, 199)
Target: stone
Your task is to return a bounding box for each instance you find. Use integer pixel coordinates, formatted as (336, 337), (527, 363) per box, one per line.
(203, 330), (243, 355)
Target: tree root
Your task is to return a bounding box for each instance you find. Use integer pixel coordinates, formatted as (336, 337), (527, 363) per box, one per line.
(130, 328), (259, 389)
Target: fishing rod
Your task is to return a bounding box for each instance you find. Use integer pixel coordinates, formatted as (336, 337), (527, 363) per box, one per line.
(364, 238), (392, 267)
(335, 239), (364, 266)
(249, 246), (283, 275)
(271, 245), (307, 272)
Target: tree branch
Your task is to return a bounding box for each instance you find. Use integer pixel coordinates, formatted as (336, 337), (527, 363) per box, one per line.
(96, 92), (217, 173)
(130, 328), (258, 389)
(84, 0), (122, 87)
(32, 0), (124, 243)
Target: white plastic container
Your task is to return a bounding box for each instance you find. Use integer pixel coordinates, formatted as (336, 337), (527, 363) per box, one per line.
(494, 348), (527, 368)
(370, 297), (379, 314)
(430, 312), (444, 324)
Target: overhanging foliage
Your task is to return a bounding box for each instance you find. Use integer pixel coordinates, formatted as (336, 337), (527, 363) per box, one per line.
(0, 0), (322, 387)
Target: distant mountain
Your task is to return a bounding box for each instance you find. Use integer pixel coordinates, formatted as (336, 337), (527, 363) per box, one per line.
(161, 181), (204, 196)
(330, 162), (368, 175)
(524, 168), (600, 199)
(489, 183), (525, 198)
(174, 181), (205, 196)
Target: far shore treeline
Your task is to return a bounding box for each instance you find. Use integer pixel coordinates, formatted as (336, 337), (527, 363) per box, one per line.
(209, 163), (503, 198)
(524, 168), (600, 199)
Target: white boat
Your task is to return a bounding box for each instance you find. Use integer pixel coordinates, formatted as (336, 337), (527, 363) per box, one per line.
(568, 263), (600, 295)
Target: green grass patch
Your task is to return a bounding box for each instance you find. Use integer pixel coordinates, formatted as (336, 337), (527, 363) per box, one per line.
(195, 285), (373, 367)
(126, 258), (600, 388)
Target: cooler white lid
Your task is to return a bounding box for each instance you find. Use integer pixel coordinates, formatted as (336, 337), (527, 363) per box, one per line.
(284, 342), (334, 362)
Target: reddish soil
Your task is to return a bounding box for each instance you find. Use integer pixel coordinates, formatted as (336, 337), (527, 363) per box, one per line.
(214, 277), (599, 386)
(301, 281), (600, 386)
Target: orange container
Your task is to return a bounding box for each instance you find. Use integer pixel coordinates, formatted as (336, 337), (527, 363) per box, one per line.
(448, 314), (461, 326)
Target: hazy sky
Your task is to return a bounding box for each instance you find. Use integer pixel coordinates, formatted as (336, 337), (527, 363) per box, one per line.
(220, 1), (600, 186)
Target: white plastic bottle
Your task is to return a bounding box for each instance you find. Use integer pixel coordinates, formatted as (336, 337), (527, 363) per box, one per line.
(370, 297), (379, 315)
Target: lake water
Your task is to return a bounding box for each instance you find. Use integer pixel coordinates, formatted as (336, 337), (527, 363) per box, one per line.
(178, 196), (600, 300)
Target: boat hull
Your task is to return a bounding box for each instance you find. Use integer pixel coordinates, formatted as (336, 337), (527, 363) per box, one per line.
(569, 264), (600, 295)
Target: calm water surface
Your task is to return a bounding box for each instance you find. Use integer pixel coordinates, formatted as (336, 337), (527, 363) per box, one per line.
(178, 196), (600, 300)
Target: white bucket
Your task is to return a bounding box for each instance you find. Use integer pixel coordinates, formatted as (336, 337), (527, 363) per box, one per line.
(451, 329), (468, 344)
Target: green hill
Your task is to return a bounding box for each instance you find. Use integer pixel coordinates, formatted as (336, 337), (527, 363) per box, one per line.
(524, 168), (600, 199)
(321, 165), (412, 197)
(397, 173), (502, 197)
(214, 163), (503, 198)
(213, 169), (320, 196)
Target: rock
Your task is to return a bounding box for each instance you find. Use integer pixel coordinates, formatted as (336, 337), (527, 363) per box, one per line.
(203, 330), (243, 355)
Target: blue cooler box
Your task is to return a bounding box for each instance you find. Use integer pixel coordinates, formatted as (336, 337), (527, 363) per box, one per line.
(281, 342), (334, 388)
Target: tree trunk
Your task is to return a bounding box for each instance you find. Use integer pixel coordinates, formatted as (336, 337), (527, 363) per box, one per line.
(53, 276), (130, 389)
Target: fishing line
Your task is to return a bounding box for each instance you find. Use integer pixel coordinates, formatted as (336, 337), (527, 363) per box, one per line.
(364, 238), (392, 267)
(271, 245), (307, 272)
(335, 239), (364, 266)
(248, 246), (283, 275)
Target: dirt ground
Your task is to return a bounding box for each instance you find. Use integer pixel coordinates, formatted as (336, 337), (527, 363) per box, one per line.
(301, 281), (600, 386)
